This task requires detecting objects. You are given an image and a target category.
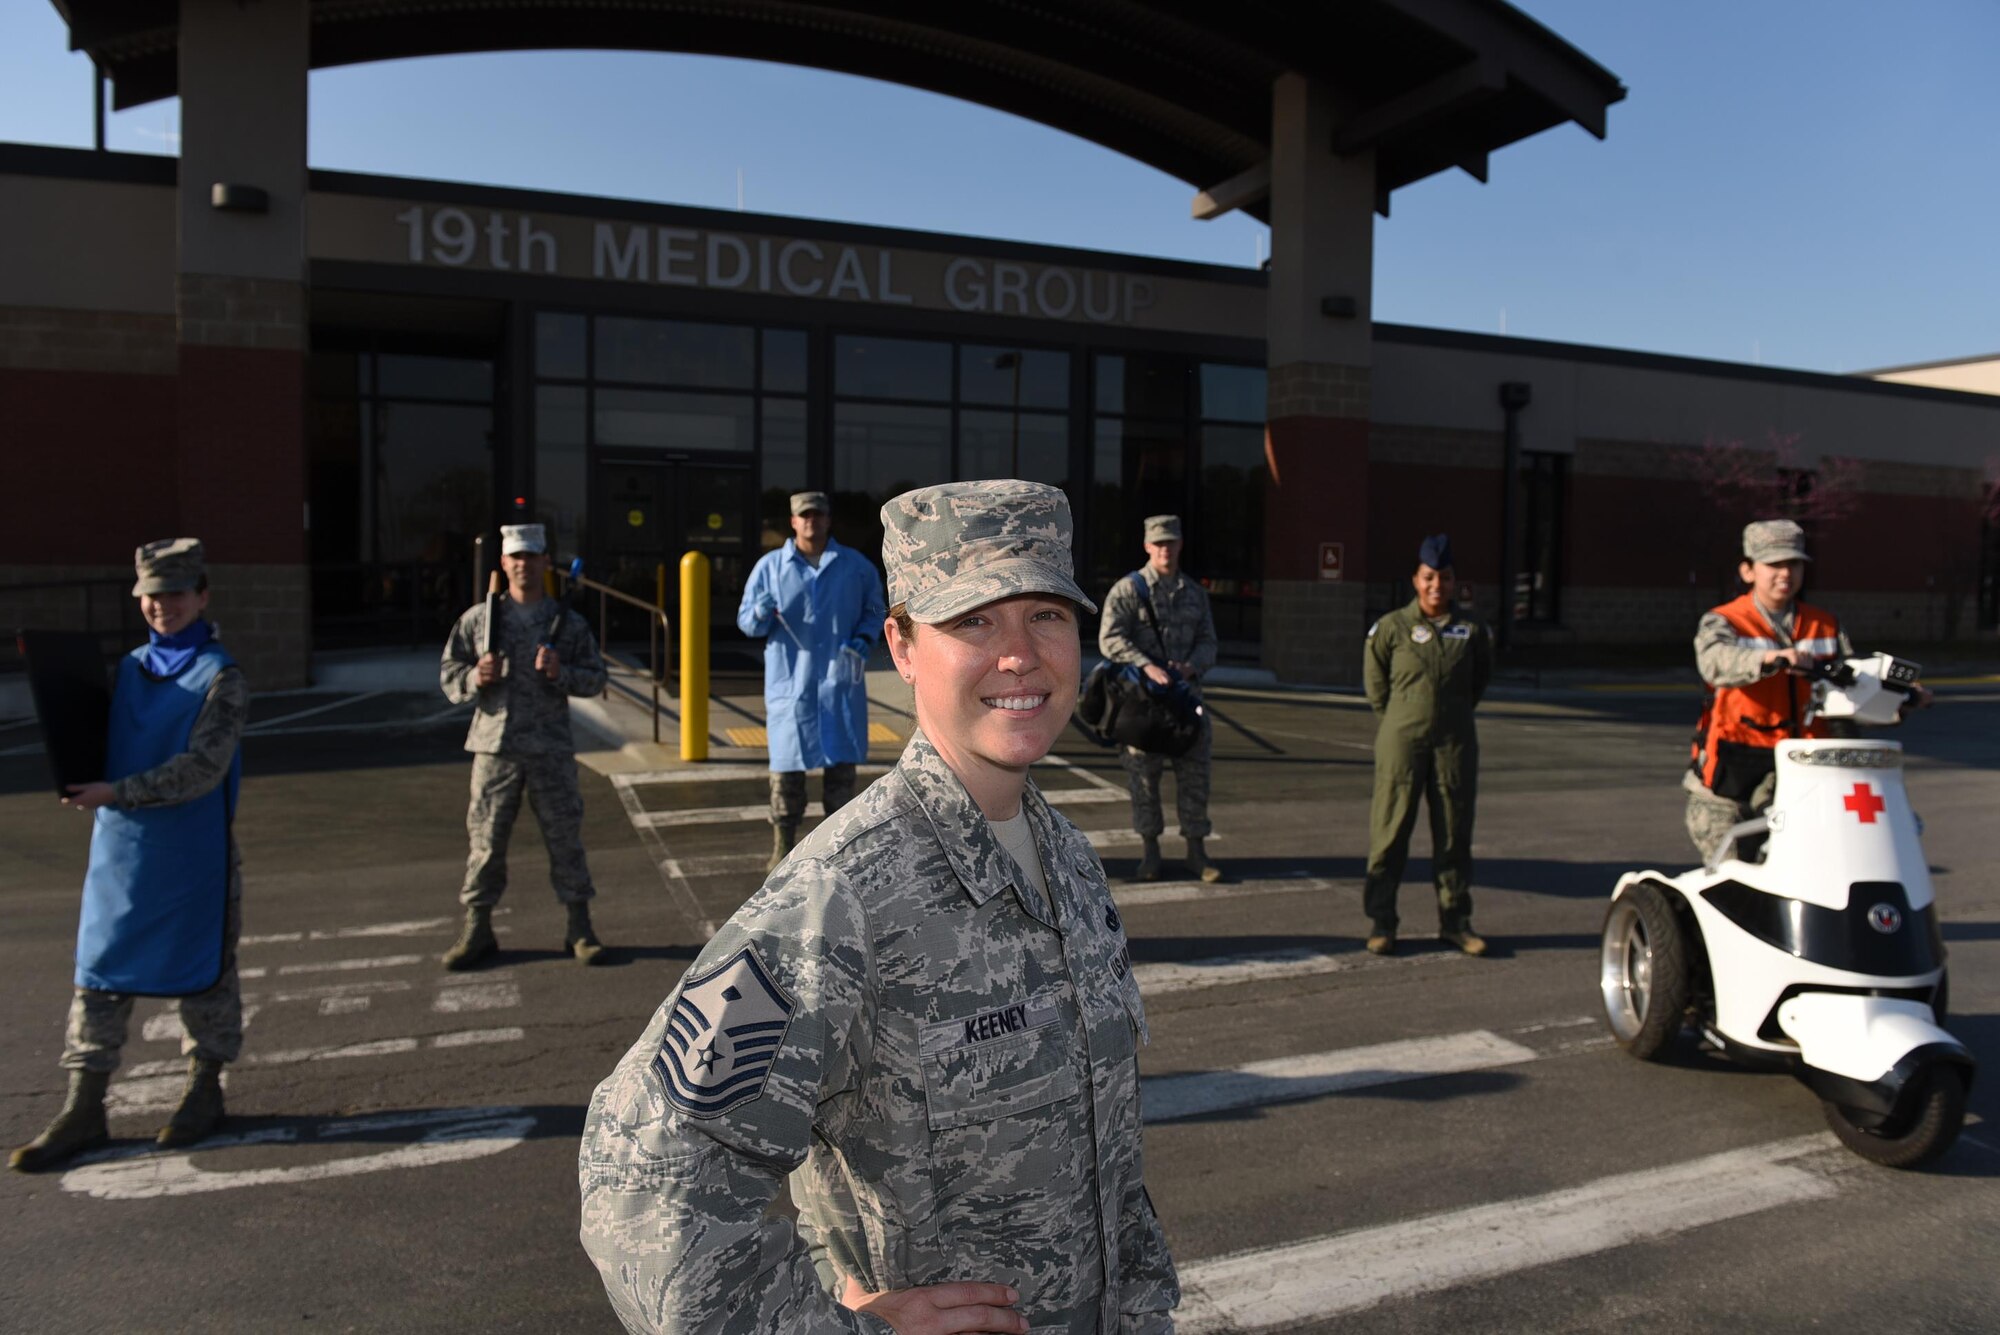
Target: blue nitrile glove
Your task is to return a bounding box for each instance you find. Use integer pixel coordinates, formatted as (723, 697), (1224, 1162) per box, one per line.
(755, 592), (778, 623)
(840, 645), (866, 685)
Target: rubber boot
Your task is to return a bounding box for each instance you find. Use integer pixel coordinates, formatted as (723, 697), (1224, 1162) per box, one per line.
(156, 1058), (225, 1148)
(564, 901), (605, 966)
(1133, 836), (1163, 882)
(8, 1069), (110, 1172)
(1186, 838), (1223, 884)
(766, 822), (798, 873)
(441, 905), (497, 971)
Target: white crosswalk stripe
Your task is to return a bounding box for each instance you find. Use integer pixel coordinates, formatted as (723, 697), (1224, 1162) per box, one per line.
(1175, 1133), (1850, 1331)
(1135, 944), (1455, 997)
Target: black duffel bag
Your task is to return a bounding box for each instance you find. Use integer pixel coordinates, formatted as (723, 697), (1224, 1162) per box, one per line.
(1074, 662), (1205, 757)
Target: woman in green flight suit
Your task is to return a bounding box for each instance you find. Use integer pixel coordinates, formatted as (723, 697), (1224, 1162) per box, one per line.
(1361, 533), (1493, 957)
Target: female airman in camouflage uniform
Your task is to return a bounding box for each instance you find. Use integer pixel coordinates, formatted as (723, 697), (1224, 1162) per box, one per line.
(580, 481), (1178, 1335)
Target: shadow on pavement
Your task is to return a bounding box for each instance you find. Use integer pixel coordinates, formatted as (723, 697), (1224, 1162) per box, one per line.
(1941, 921), (2000, 942)
(1151, 1069), (1526, 1124)
(475, 944), (703, 969)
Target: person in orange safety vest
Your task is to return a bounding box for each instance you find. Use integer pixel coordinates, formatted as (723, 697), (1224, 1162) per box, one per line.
(1684, 519), (1855, 862)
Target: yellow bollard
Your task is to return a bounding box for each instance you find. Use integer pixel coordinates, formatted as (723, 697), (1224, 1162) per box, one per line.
(679, 551), (710, 761)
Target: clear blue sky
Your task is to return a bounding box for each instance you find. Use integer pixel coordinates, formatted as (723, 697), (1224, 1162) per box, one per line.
(3, 1), (1994, 374)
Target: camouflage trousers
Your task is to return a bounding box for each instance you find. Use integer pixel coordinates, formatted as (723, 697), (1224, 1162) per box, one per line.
(1685, 785), (1775, 864)
(1121, 715), (1212, 839)
(462, 752), (595, 908)
(62, 866), (244, 1074)
(769, 764), (857, 827)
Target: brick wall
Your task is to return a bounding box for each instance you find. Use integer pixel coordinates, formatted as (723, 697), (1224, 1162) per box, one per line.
(176, 274), (306, 352)
(0, 305), (176, 375)
(1268, 361), (1370, 421)
(1262, 581), (1368, 686)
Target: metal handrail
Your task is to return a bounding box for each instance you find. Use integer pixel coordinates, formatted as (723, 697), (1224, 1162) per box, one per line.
(558, 567), (672, 744)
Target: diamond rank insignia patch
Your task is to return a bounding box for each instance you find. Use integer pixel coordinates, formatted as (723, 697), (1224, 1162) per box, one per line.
(653, 945), (796, 1118)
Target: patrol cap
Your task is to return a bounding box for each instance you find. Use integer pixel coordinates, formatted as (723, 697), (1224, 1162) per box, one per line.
(1743, 518), (1810, 564)
(790, 491), (831, 516)
(1418, 533), (1454, 570)
(881, 480), (1097, 623)
(1143, 514), (1182, 543)
(132, 537), (205, 596)
(500, 523), (548, 555)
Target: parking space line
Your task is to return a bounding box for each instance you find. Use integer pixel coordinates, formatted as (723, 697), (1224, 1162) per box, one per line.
(265, 953), (424, 977)
(1175, 1133), (1845, 1332)
(433, 1027), (525, 1048)
(1113, 875), (1337, 908)
(244, 691), (384, 733)
(240, 908), (512, 950)
(432, 981), (520, 1014)
(1135, 940), (1441, 997)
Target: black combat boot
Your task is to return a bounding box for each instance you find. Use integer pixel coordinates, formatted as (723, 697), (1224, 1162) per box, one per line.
(8, 1069), (110, 1172)
(766, 822), (799, 873)
(157, 1057), (225, 1148)
(1133, 836), (1163, 882)
(565, 901), (605, 966)
(441, 905), (497, 971)
(1185, 838), (1223, 884)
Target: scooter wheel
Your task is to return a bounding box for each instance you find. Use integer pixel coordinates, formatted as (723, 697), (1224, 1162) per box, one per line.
(1599, 882), (1690, 1060)
(1822, 1063), (1967, 1170)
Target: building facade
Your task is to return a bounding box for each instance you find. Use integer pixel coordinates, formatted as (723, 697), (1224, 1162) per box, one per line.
(5, 143), (1998, 686)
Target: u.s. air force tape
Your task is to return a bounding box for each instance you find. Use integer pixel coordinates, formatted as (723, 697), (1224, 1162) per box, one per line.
(653, 945), (796, 1118)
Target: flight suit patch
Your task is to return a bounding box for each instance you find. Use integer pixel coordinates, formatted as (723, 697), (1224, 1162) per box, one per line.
(1410, 625), (1434, 644)
(1442, 624), (1473, 639)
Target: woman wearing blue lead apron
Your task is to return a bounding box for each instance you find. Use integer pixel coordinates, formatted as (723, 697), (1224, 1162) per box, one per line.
(10, 538), (249, 1173)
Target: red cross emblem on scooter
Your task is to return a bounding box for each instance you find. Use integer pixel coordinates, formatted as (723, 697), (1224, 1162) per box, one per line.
(1843, 783), (1886, 824)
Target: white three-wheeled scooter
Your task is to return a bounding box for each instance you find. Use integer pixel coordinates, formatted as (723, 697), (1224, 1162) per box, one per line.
(1600, 654), (1974, 1168)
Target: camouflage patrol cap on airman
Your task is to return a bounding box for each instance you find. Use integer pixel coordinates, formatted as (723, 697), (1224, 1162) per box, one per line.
(789, 491), (831, 516)
(881, 480), (1097, 623)
(1744, 518), (1810, 564)
(132, 537), (205, 596)
(1143, 514), (1182, 543)
(500, 523), (548, 555)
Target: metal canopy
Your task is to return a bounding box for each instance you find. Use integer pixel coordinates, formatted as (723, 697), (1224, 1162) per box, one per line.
(51, 0), (1623, 215)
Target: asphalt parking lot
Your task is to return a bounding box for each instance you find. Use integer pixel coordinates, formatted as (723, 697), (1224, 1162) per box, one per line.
(1, 678), (1996, 1333)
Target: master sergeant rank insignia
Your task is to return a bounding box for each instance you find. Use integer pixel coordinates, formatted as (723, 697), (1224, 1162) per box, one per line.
(653, 945), (796, 1118)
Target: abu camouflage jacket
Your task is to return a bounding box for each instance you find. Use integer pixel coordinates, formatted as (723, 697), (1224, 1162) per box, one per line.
(578, 731), (1178, 1335)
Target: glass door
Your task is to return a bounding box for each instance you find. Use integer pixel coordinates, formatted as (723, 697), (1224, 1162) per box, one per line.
(594, 459), (752, 647)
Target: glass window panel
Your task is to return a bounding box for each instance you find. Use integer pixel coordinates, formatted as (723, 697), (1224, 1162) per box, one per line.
(595, 389), (754, 453)
(375, 354), (493, 403)
(1094, 352), (1185, 419)
(959, 346), (1069, 410)
(595, 316), (754, 389)
(1198, 424), (1267, 643)
(1199, 363), (1266, 423)
(535, 386), (588, 561)
(834, 335), (950, 402)
(763, 329), (808, 394)
(370, 402), (494, 567)
(536, 312), (587, 379)
(958, 410), (1068, 488)
(1088, 417), (1187, 592)
(760, 398), (808, 549)
(832, 403), (951, 572)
